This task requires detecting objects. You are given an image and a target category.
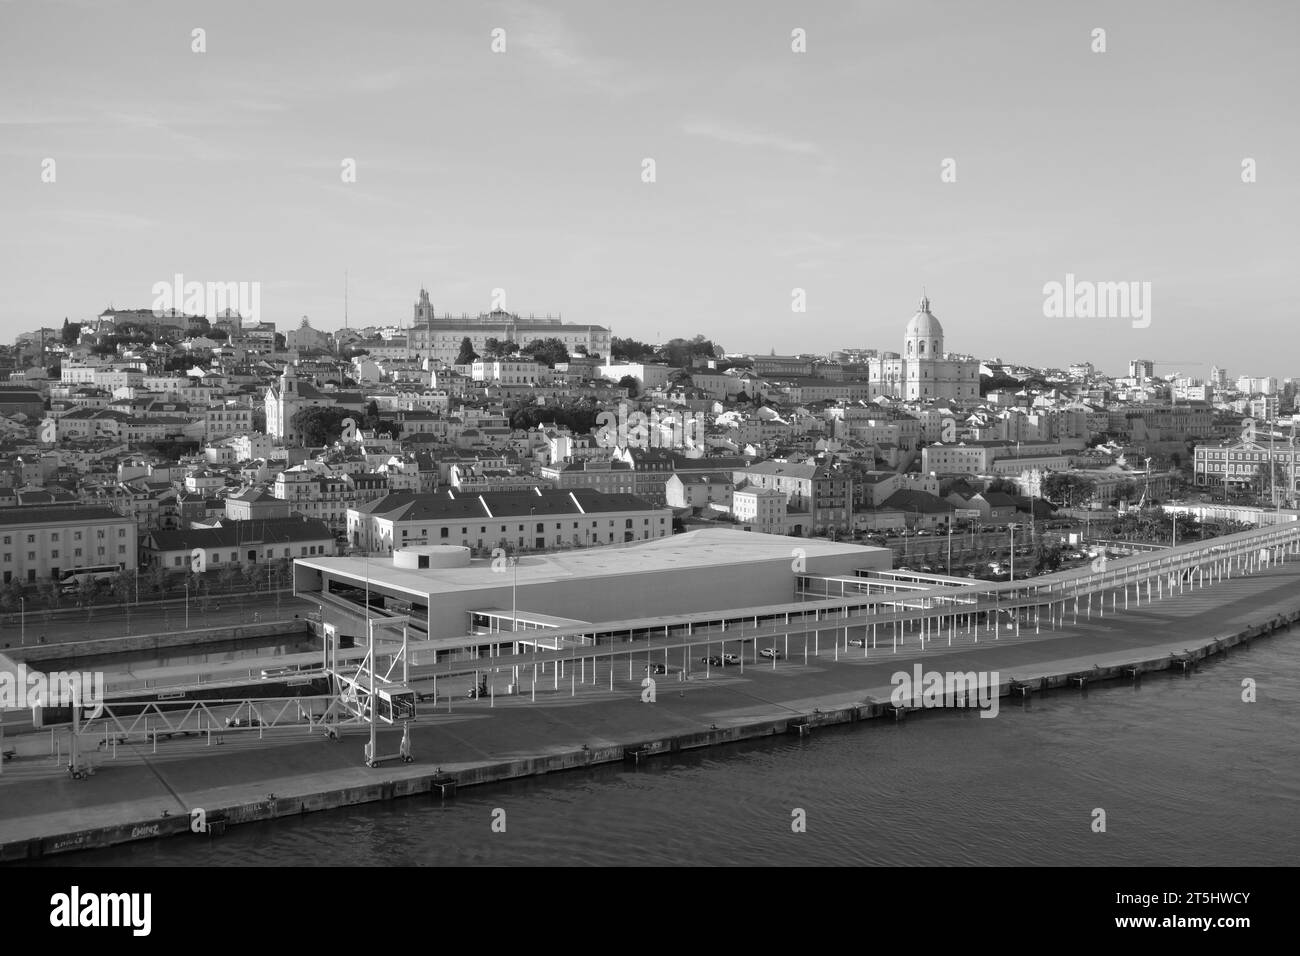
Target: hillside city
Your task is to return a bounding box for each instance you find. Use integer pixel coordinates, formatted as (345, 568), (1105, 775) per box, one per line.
(1, 290), (1294, 620)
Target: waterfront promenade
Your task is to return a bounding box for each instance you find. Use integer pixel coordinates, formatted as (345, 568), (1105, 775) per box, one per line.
(2, 552), (1298, 859)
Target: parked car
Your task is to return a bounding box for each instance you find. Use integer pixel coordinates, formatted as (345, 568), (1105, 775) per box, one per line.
(847, 639), (866, 648)
(722, 654), (740, 665)
(700, 656), (723, 667)
(759, 648), (781, 660)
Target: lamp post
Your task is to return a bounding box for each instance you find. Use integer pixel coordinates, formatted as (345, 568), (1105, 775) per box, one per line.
(1009, 523), (1018, 582)
(947, 519), (953, 575)
(184, 578), (189, 630)
(19, 597), (24, 646)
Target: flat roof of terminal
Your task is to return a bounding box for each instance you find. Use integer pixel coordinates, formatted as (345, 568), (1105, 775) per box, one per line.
(296, 529), (878, 598)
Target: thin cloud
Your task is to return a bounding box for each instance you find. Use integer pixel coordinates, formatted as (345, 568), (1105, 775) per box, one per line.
(683, 120), (822, 157)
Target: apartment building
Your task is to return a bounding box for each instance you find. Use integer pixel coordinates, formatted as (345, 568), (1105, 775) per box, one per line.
(731, 460), (852, 535)
(0, 505), (137, 584)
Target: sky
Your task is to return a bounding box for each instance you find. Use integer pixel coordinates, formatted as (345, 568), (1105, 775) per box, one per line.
(1, 0), (1297, 380)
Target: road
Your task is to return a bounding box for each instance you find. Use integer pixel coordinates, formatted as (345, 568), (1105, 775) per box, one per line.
(0, 592), (317, 650)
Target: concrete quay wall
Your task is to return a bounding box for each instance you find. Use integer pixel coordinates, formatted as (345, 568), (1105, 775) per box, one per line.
(4, 606), (1296, 863)
(3, 620), (314, 666)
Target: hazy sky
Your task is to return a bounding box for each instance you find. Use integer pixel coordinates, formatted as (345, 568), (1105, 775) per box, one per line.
(2, 0), (1297, 379)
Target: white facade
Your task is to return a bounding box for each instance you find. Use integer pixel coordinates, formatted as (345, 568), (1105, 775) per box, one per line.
(732, 487), (789, 535)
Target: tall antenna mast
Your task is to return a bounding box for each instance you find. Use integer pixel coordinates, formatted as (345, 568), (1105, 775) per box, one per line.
(344, 270), (349, 329)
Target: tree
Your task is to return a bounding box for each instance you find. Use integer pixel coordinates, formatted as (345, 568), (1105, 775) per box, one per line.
(1112, 480), (1139, 505)
(658, 335), (720, 368)
(111, 569), (134, 606)
(482, 337), (502, 359)
(208, 329), (229, 342)
(290, 406), (353, 446)
(75, 575), (98, 608)
(364, 400), (381, 430)
(610, 337), (656, 363)
(456, 336), (479, 365)
(979, 372), (1022, 396)
(618, 375), (639, 398)
(273, 332), (286, 350)
(522, 337), (569, 368)
(0, 580), (23, 613)
(1033, 540), (1063, 573)
(1253, 460), (1288, 498)
(37, 578), (62, 610)
(219, 563), (240, 593)
(241, 562), (261, 592)
(146, 563), (169, 596)
(1042, 473), (1096, 508)
(574, 344), (589, 356)
(61, 318), (82, 345)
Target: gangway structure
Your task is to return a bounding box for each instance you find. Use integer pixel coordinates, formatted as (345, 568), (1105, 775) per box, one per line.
(326, 613), (417, 767)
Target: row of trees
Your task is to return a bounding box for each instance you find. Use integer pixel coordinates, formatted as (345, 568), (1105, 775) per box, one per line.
(610, 335), (722, 367)
(289, 404), (400, 445)
(456, 336), (575, 368)
(506, 398), (601, 433)
(0, 560), (295, 614)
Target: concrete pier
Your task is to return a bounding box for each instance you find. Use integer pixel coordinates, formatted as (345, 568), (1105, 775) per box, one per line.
(2, 557), (1299, 862)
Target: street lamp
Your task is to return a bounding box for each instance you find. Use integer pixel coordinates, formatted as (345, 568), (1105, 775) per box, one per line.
(1009, 523), (1018, 582)
(19, 596), (24, 646)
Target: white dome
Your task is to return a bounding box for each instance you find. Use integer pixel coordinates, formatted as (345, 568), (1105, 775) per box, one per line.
(905, 297), (944, 340)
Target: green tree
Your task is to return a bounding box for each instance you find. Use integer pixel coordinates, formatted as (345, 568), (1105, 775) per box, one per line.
(455, 336), (479, 365)
(618, 375), (639, 398)
(482, 337), (502, 359)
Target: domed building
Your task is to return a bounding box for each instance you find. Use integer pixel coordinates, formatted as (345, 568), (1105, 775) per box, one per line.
(867, 297), (981, 401)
